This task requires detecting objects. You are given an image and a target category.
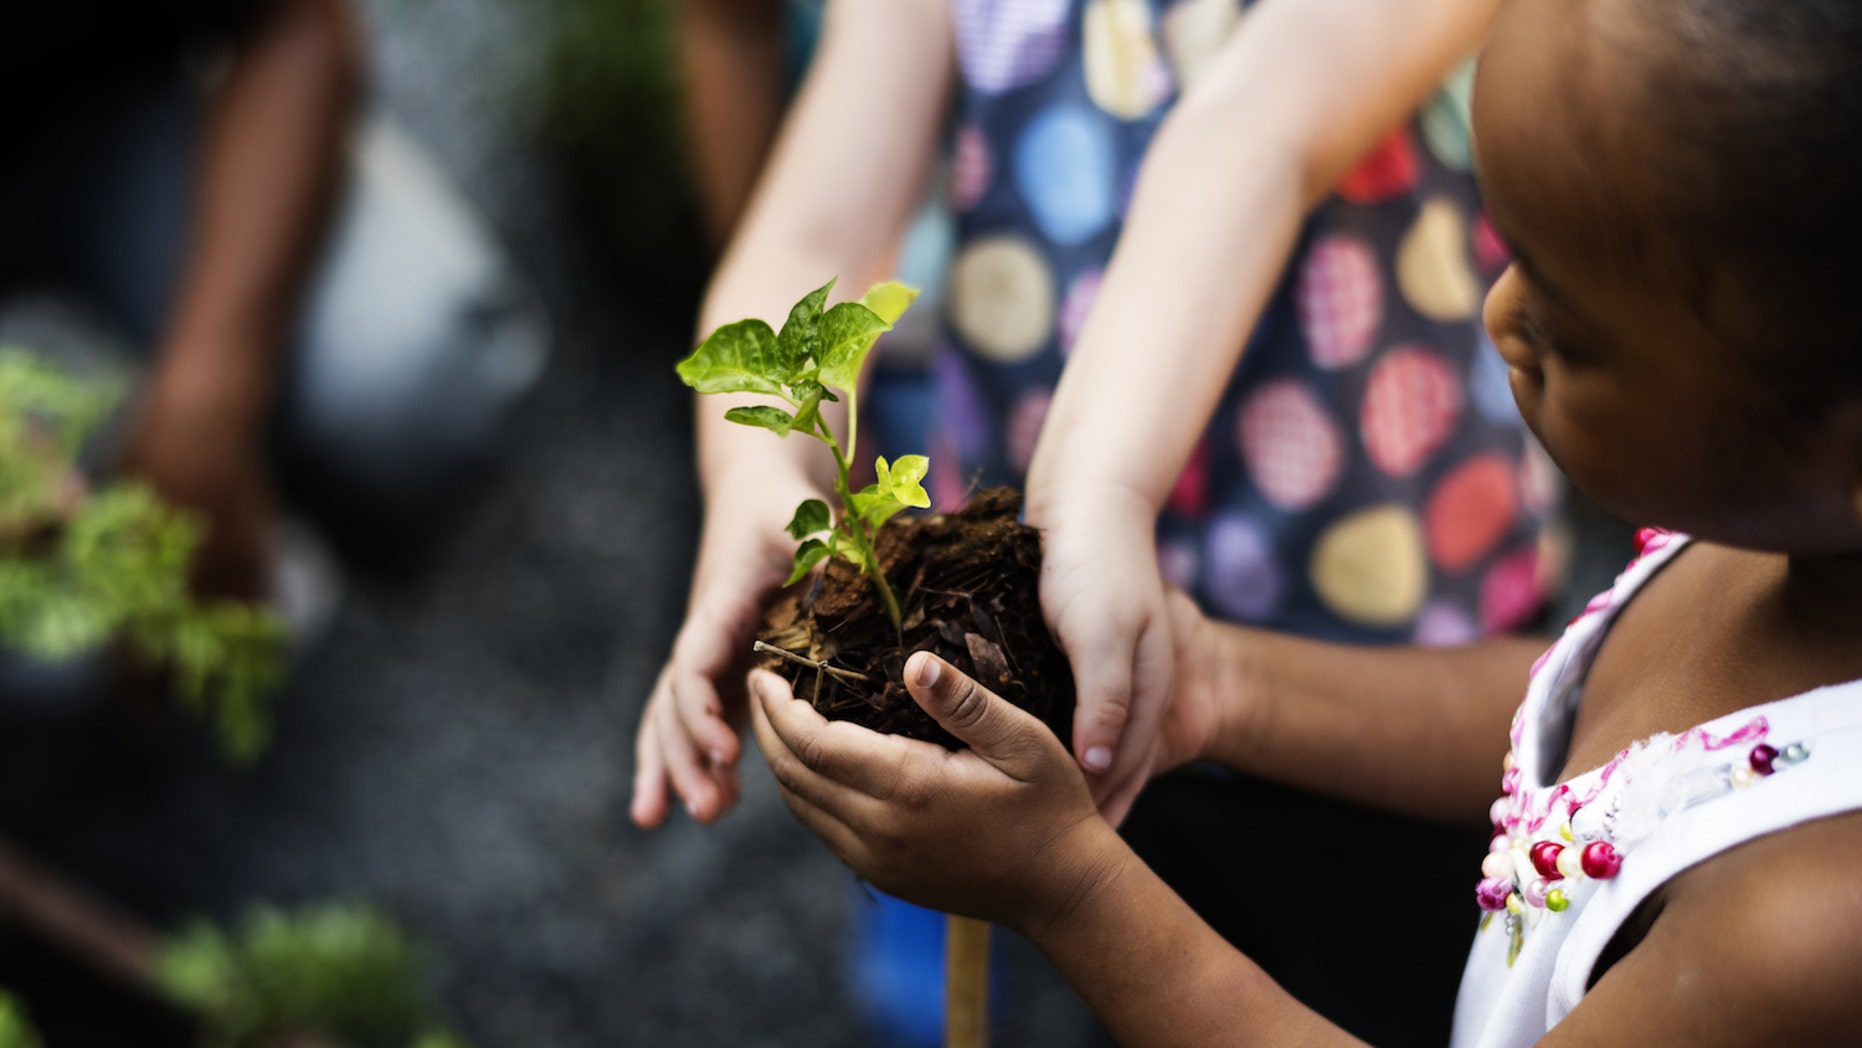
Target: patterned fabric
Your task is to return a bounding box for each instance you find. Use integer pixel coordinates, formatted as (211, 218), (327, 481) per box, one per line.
(924, 0), (1549, 643)
(1452, 533), (1862, 1047)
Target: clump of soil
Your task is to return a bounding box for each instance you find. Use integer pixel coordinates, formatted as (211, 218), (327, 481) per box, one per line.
(759, 488), (1074, 749)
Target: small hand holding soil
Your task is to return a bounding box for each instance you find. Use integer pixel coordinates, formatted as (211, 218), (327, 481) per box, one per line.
(759, 488), (1074, 749)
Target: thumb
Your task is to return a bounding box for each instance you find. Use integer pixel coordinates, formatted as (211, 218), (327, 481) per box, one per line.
(905, 651), (1048, 776)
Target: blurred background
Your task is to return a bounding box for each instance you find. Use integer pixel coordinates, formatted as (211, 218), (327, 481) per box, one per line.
(0, 1), (1098, 1045)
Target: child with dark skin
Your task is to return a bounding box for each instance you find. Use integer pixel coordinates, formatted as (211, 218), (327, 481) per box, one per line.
(748, 0), (1862, 1043)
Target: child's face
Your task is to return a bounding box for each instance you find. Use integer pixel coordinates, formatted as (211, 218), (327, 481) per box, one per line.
(1473, 0), (1862, 552)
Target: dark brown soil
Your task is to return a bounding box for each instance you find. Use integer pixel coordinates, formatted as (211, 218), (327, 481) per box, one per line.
(758, 488), (1074, 750)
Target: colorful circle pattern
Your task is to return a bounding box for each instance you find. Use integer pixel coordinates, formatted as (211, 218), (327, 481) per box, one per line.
(1238, 379), (1343, 511)
(1361, 346), (1464, 478)
(953, 0), (1072, 94)
(1015, 106), (1118, 245)
(1297, 236), (1384, 370)
(926, 2), (1549, 643)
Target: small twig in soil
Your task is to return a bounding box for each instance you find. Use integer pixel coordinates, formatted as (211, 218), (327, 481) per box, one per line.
(753, 641), (873, 683)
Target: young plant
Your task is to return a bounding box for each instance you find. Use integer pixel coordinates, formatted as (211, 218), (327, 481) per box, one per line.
(158, 902), (469, 1048)
(676, 279), (924, 630)
(0, 992), (41, 1048)
(0, 349), (286, 762)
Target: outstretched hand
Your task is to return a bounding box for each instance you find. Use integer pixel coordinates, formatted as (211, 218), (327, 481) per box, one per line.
(1034, 493), (1176, 825)
(751, 652), (1129, 933)
(632, 476), (826, 828)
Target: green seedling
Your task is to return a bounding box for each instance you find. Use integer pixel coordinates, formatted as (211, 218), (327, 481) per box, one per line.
(159, 902), (469, 1048)
(0, 992), (41, 1048)
(676, 279), (924, 630)
(0, 349), (285, 762)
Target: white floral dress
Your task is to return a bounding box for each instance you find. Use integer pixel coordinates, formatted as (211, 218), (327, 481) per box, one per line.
(1452, 530), (1862, 1048)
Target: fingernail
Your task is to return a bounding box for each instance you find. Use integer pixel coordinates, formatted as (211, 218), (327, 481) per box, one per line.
(709, 750), (727, 767)
(914, 655), (941, 688)
(1084, 746), (1113, 773)
(752, 675), (766, 701)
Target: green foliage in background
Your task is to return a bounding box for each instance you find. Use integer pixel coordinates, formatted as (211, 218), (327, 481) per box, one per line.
(0, 349), (285, 762)
(158, 903), (467, 1048)
(0, 993), (41, 1048)
(542, 0), (709, 317)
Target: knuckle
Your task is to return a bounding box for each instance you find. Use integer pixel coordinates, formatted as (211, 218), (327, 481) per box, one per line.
(766, 748), (803, 790)
(1095, 698), (1131, 731)
(945, 675), (989, 731)
(794, 731), (830, 773)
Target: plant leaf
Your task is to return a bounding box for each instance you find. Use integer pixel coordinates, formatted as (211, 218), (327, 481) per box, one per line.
(776, 278), (836, 371)
(816, 302), (892, 394)
(785, 498), (831, 540)
(723, 405), (795, 437)
(883, 454), (931, 509)
(785, 538), (830, 586)
(861, 281), (921, 325)
(852, 478), (905, 530)
(675, 319), (787, 396)
(789, 380), (837, 435)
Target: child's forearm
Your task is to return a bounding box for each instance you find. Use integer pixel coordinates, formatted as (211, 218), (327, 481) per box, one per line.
(1025, 824), (1367, 1048)
(1026, 0), (1502, 522)
(1023, 84), (1302, 523)
(1209, 626), (1547, 825)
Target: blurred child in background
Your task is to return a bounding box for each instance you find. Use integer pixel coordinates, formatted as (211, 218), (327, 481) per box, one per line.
(0, 0), (545, 633)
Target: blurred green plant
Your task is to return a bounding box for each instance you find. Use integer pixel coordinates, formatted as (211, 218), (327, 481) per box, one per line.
(158, 903), (467, 1048)
(541, 0), (709, 318)
(0, 348), (285, 762)
(0, 992), (41, 1048)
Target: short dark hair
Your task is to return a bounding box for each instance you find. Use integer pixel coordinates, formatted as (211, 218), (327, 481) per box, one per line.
(1643, 0), (1862, 405)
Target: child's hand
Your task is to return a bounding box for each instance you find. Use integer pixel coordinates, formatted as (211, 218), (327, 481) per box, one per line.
(1031, 490), (1176, 825)
(632, 473), (829, 828)
(750, 653), (1130, 933)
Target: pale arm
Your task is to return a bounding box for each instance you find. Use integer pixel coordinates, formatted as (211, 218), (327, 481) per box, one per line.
(632, 0), (952, 826)
(1030, 0), (1504, 517)
(1023, 0), (1507, 817)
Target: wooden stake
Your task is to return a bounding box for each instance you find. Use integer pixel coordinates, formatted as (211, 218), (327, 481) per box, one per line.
(946, 915), (990, 1048)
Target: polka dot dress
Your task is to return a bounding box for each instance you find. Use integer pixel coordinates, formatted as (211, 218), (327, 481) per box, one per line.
(927, 0), (1547, 643)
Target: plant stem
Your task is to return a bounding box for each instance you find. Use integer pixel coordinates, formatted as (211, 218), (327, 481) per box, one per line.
(816, 419), (904, 633)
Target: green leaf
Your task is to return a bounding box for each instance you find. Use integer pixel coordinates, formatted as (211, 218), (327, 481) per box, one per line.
(830, 531), (868, 570)
(816, 302), (892, 393)
(785, 498), (831, 540)
(860, 281), (921, 325)
(776, 278), (836, 371)
(852, 454), (932, 530)
(675, 319), (787, 396)
(849, 482), (885, 520)
(723, 405), (795, 437)
(785, 538), (830, 586)
(882, 456), (927, 513)
(880, 454), (930, 509)
(789, 379), (838, 435)
(0, 990), (43, 1048)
